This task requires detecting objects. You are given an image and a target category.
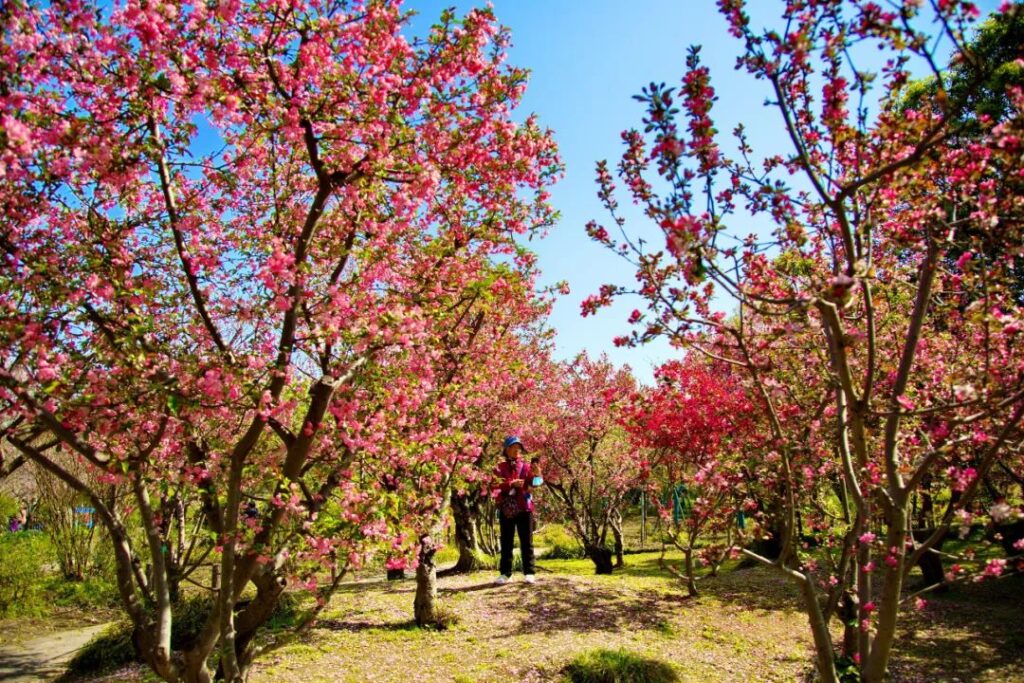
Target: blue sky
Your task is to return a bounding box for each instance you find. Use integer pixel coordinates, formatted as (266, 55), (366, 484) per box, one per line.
(406, 0), (1001, 384)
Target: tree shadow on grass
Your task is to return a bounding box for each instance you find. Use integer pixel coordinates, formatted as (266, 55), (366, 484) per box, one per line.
(316, 618), (419, 634)
(439, 580), (506, 595)
(486, 576), (679, 637)
(888, 572), (1024, 682)
(617, 555), (803, 613)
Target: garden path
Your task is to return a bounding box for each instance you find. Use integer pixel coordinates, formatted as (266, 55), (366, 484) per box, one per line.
(0, 623), (110, 683)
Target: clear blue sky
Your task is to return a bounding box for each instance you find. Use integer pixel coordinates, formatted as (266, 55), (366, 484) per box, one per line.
(406, 0), (1001, 384)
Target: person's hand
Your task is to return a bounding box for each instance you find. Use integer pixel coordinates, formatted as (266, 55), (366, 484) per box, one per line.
(510, 478), (524, 488)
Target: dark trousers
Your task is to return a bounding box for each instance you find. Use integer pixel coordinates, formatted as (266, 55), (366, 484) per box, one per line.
(499, 511), (534, 576)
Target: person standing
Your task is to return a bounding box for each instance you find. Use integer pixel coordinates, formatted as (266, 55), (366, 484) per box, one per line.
(494, 436), (536, 584)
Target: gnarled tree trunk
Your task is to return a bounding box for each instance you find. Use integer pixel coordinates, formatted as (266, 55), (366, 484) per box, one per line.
(447, 489), (487, 574)
(585, 543), (614, 575)
(414, 534), (439, 627)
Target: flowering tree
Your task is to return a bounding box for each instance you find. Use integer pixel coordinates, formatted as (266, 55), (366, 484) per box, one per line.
(372, 278), (556, 627)
(585, 1), (1024, 680)
(519, 353), (638, 574)
(621, 358), (758, 596)
(0, 1), (558, 680)
(440, 325), (559, 575)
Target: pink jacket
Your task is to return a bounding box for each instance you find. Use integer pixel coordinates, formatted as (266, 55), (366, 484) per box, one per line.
(494, 459), (534, 514)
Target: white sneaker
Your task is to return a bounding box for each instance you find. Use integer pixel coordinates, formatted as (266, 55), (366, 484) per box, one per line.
(524, 574), (536, 584)
(495, 575), (510, 585)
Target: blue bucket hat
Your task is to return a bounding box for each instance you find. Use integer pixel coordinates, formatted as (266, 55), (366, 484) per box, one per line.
(503, 435), (527, 453)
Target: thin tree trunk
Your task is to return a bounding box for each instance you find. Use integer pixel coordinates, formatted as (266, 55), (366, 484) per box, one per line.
(611, 511), (624, 569)
(683, 546), (698, 597)
(800, 573), (839, 683)
(839, 589), (858, 658)
(864, 505), (909, 683)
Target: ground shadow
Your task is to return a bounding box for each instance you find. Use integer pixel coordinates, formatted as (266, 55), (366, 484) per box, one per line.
(439, 580), (505, 594)
(0, 647), (78, 683)
(316, 618), (419, 634)
(616, 555), (803, 613)
(888, 572), (1024, 682)
(488, 576), (679, 637)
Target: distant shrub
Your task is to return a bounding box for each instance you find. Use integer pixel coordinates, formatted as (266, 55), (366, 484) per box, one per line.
(563, 648), (679, 683)
(434, 544), (460, 565)
(537, 524), (586, 560)
(50, 574), (119, 610)
(0, 531), (52, 617)
(0, 492), (19, 528)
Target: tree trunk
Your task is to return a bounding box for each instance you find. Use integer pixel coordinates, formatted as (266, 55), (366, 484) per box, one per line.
(448, 490), (486, 574)
(586, 544), (614, 575)
(683, 546), (698, 597)
(799, 572), (839, 683)
(916, 475), (934, 528)
(748, 498), (784, 560)
(480, 500), (498, 556)
(414, 535), (439, 627)
(839, 589), (858, 659)
(611, 512), (624, 568)
(912, 527), (947, 591)
(863, 506), (909, 683)
(214, 570), (286, 680)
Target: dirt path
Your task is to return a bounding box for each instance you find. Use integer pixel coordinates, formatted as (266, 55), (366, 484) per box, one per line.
(0, 623), (110, 683)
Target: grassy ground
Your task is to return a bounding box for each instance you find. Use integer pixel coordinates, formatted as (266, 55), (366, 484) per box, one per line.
(27, 549), (1024, 683)
(246, 551), (1023, 683)
(252, 553), (816, 683)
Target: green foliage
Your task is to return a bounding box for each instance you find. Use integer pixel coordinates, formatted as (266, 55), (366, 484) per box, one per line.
(897, 6), (1024, 128)
(63, 622), (136, 678)
(434, 544), (460, 566)
(562, 648), (679, 683)
(835, 654), (861, 683)
(0, 492), (20, 527)
(537, 524), (586, 560)
(264, 591), (303, 632)
(169, 594), (215, 650)
(0, 531), (53, 617)
(48, 574), (119, 610)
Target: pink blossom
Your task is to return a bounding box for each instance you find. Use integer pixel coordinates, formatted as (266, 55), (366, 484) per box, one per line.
(982, 558), (1007, 578)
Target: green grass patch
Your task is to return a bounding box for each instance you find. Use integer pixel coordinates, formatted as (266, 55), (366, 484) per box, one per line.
(562, 648), (679, 683)
(0, 531), (54, 617)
